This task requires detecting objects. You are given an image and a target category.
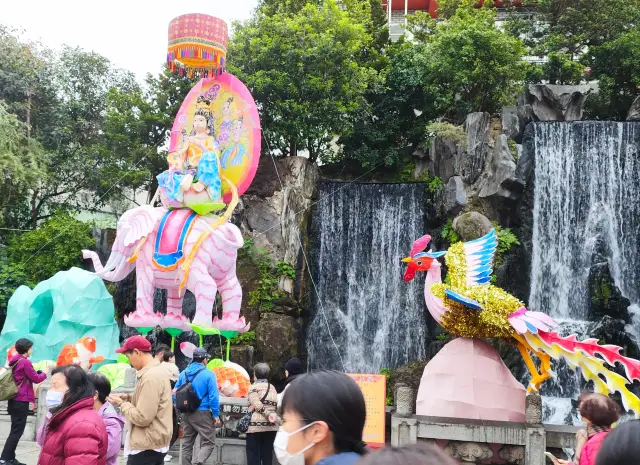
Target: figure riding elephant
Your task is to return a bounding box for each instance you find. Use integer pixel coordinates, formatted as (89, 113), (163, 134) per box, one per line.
(83, 205), (248, 332)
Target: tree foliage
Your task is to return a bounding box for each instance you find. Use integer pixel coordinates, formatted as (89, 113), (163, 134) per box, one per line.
(6, 211), (95, 285)
(586, 30), (640, 120)
(0, 101), (45, 223)
(338, 41), (433, 168)
(421, 5), (526, 121)
(0, 262), (29, 323)
(506, 0), (640, 85)
(229, 0), (378, 163)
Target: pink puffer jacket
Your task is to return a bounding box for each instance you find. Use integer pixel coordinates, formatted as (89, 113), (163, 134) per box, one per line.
(579, 431), (609, 465)
(37, 397), (108, 465)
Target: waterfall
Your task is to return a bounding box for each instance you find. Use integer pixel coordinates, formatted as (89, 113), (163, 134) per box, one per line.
(307, 182), (428, 373)
(529, 122), (640, 423)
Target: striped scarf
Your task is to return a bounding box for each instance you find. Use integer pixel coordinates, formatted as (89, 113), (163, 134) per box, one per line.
(587, 424), (610, 438)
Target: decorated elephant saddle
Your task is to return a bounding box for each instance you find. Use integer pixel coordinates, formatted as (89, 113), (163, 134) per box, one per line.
(153, 209), (199, 270)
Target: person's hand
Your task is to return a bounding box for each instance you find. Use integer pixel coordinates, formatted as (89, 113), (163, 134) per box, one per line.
(107, 393), (129, 406)
(214, 417), (222, 427)
(552, 459), (570, 465)
(107, 395), (124, 406)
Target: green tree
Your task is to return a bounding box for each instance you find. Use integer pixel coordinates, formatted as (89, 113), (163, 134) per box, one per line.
(506, 0), (640, 84)
(421, 5), (526, 121)
(228, 0), (377, 163)
(0, 101), (44, 225)
(586, 30), (640, 120)
(0, 26), (45, 120)
(0, 262), (30, 325)
(339, 41), (434, 168)
(0, 38), (165, 227)
(6, 212), (94, 284)
(542, 52), (585, 85)
(23, 47), (140, 225)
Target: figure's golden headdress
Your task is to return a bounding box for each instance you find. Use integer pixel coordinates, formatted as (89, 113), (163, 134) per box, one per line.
(195, 96), (213, 119)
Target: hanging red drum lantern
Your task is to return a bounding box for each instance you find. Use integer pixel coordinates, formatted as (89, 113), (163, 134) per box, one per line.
(167, 14), (228, 78)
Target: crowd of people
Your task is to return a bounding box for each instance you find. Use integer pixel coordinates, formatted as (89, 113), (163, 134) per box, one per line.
(1, 336), (639, 465)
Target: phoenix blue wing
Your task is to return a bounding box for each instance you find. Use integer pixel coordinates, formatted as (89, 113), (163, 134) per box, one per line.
(444, 289), (483, 310)
(462, 229), (498, 286)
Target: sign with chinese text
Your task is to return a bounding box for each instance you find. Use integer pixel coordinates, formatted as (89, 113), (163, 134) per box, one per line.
(348, 373), (386, 448)
(221, 403), (249, 415)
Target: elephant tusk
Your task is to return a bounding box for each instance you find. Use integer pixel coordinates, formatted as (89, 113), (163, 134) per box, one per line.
(126, 236), (147, 264)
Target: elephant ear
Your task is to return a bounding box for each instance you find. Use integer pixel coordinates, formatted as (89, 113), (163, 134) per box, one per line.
(121, 206), (166, 247)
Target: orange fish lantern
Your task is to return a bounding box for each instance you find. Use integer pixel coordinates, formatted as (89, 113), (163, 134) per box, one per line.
(0, 346), (18, 374)
(56, 337), (105, 369)
(212, 366), (250, 398)
(167, 14), (228, 79)
(5, 346), (17, 364)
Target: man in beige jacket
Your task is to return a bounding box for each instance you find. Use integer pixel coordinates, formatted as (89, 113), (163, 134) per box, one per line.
(108, 336), (173, 465)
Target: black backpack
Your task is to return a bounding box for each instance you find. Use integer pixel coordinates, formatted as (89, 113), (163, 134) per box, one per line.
(175, 368), (206, 413)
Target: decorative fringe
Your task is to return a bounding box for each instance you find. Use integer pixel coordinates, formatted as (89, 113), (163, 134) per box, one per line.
(166, 43), (226, 79)
(179, 176), (240, 294)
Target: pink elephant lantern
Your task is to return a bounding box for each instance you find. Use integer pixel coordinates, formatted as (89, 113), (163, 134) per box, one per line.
(83, 204), (250, 337)
(83, 14), (260, 349)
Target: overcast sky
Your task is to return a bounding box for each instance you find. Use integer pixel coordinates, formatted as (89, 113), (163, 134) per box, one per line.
(2, 0), (258, 82)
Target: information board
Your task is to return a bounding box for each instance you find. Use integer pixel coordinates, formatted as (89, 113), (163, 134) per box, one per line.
(348, 373), (386, 448)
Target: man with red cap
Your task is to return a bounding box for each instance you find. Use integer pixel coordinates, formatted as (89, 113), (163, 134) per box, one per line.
(107, 336), (173, 465)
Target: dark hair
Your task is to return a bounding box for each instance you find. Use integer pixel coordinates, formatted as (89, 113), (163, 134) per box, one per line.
(254, 363), (270, 380)
(86, 371), (111, 404)
(50, 365), (95, 414)
(155, 344), (170, 357)
(285, 358), (303, 376)
(15, 338), (34, 355)
(596, 420), (640, 465)
(579, 394), (620, 427)
(358, 444), (457, 465)
(281, 371), (366, 455)
(163, 351), (175, 362)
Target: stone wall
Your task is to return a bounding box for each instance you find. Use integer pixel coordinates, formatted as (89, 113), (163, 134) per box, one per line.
(392, 388), (578, 465)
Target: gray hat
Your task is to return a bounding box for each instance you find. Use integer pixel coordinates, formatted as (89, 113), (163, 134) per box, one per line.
(193, 347), (211, 361)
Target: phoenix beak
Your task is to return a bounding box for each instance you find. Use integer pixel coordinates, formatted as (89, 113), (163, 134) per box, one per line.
(401, 257), (411, 263)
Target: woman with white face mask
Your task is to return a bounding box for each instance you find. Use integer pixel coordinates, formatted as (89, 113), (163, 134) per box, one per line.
(276, 371), (367, 465)
(36, 365), (108, 465)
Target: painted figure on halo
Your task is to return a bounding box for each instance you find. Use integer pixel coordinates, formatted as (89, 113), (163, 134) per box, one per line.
(157, 96), (224, 210)
(217, 97), (234, 145)
(220, 116), (247, 168)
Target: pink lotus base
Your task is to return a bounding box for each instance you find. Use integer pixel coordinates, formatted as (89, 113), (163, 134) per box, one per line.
(160, 312), (192, 332)
(416, 338), (526, 422)
(211, 315), (250, 332)
(124, 309), (163, 329)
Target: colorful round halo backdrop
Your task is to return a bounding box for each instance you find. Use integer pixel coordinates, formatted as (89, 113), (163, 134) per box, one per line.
(168, 74), (261, 203)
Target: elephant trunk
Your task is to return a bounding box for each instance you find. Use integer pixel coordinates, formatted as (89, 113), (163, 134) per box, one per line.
(82, 249), (134, 282)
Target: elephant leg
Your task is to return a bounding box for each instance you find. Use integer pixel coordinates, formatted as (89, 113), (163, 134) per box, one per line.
(188, 267), (218, 327)
(135, 265), (155, 314)
(218, 275), (242, 321)
(166, 287), (185, 316)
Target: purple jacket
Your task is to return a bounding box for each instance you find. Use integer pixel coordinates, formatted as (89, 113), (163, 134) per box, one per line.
(9, 355), (47, 403)
(99, 402), (125, 465)
(38, 402), (124, 465)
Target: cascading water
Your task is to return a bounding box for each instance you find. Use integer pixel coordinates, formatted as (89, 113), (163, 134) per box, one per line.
(307, 182), (428, 372)
(529, 122), (640, 423)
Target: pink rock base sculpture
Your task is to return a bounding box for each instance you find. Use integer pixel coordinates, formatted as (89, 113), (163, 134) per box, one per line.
(416, 338), (526, 422)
